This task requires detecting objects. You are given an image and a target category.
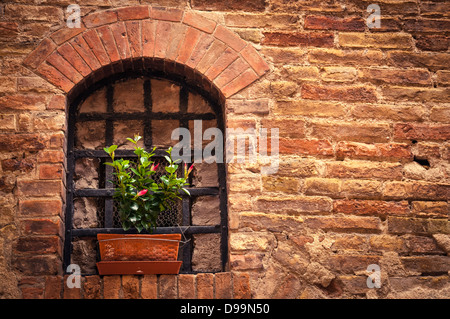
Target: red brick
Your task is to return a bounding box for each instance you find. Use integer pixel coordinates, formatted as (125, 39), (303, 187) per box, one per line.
(55, 44), (91, 78)
(50, 28), (85, 46)
(178, 274), (196, 299)
(47, 94), (66, 111)
(83, 10), (117, 28)
(359, 68), (431, 86)
(142, 20), (156, 58)
(17, 180), (62, 197)
(83, 275), (101, 299)
(21, 218), (62, 236)
(329, 255), (381, 274)
(154, 21), (174, 59)
(44, 276), (62, 299)
(1, 157), (34, 172)
(165, 23), (188, 61)
(150, 7), (184, 22)
(39, 164), (63, 180)
(116, 6), (149, 21)
(125, 21), (142, 59)
(110, 22), (132, 60)
(70, 35), (101, 71)
(23, 38), (57, 69)
(303, 84), (377, 102)
(232, 273), (251, 299)
(0, 133), (46, 152)
(36, 62), (74, 93)
(204, 47), (239, 81)
(192, 0), (266, 12)
(14, 255), (61, 276)
(262, 31), (334, 47)
(214, 57), (249, 88)
(305, 15), (365, 31)
(21, 287), (44, 299)
(186, 33), (215, 69)
(279, 138), (333, 156)
(197, 273), (214, 299)
(261, 118), (305, 138)
(176, 27), (202, 64)
(0, 94), (47, 111)
(387, 51), (450, 72)
(311, 121), (390, 143)
(0, 21), (18, 38)
(196, 40), (227, 74)
(103, 276), (121, 299)
(305, 216), (382, 233)
(401, 256), (450, 275)
(159, 275), (177, 299)
(19, 199), (62, 217)
(215, 272), (232, 299)
(183, 11), (217, 34)
(335, 142), (412, 162)
(326, 161), (403, 180)
(141, 275), (157, 299)
(333, 200), (409, 218)
(394, 123), (450, 141)
(16, 236), (61, 256)
(214, 24), (247, 52)
(415, 35), (449, 52)
(240, 44), (270, 76)
(122, 275), (140, 299)
(97, 25), (121, 63)
(46, 52), (83, 84)
(222, 68), (259, 97)
(403, 19), (450, 33)
(82, 29), (111, 66)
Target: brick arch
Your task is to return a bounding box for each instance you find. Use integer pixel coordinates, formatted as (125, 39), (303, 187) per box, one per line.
(23, 6), (269, 101)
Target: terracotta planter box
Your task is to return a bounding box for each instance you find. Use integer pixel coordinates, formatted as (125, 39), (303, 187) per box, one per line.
(96, 233), (182, 275)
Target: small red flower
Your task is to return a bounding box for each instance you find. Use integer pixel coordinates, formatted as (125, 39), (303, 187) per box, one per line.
(150, 163), (159, 171)
(136, 189), (148, 197)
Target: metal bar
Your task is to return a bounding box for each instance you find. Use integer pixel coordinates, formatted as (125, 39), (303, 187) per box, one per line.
(143, 79), (152, 148)
(77, 112), (216, 121)
(74, 187), (219, 197)
(73, 149), (170, 159)
(63, 100), (77, 270)
(71, 225), (220, 237)
(104, 85), (115, 228)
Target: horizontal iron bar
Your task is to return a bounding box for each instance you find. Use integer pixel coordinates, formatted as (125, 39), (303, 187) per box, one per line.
(77, 112), (216, 121)
(73, 149), (170, 158)
(74, 187), (219, 197)
(71, 225), (220, 237)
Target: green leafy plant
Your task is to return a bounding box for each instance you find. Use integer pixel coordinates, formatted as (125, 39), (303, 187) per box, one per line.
(103, 134), (193, 233)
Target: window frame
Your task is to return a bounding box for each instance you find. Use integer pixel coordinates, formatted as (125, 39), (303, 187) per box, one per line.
(63, 70), (228, 275)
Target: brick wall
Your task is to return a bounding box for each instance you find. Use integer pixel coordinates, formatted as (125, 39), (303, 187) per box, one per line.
(0, 0), (449, 299)
(20, 272), (250, 299)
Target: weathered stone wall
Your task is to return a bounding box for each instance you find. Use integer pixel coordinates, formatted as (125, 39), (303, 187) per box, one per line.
(0, 0), (449, 299)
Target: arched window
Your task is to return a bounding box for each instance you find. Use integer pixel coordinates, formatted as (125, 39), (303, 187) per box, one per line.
(64, 70), (228, 274)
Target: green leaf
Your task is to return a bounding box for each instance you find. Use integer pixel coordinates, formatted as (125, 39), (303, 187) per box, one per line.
(130, 167), (141, 177)
(181, 188), (190, 196)
(126, 137), (137, 144)
(130, 202), (139, 211)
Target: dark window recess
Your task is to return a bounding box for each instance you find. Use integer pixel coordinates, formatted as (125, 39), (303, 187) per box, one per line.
(64, 73), (228, 275)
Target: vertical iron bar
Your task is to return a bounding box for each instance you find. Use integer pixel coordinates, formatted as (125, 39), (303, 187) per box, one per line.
(143, 79), (152, 149)
(63, 101), (77, 272)
(104, 84), (114, 228)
